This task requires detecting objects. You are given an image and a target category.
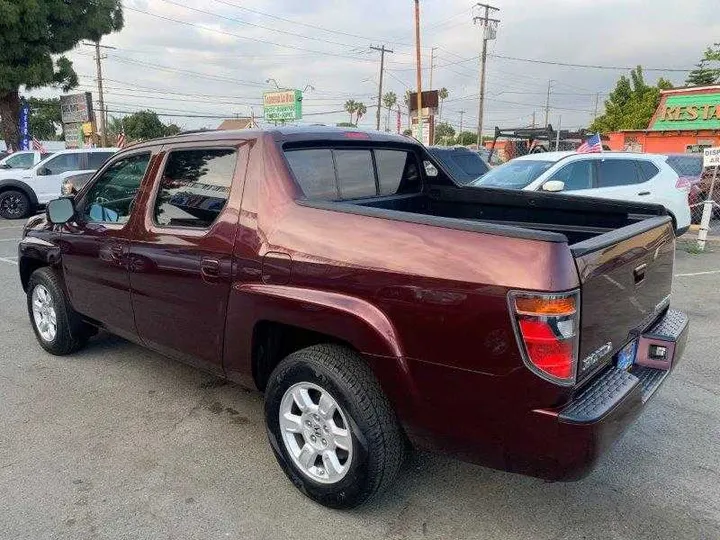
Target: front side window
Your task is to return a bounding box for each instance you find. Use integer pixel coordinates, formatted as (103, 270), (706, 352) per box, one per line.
(82, 153), (151, 224)
(154, 148), (236, 229)
(43, 153), (80, 175)
(88, 152), (116, 170)
(5, 152), (34, 169)
(597, 159), (641, 188)
(551, 160), (594, 191)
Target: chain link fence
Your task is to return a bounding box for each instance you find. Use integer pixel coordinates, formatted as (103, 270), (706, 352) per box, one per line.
(687, 165), (718, 251)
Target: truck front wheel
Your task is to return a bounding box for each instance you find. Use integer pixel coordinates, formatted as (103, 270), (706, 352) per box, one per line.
(264, 344), (405, 509)
(0, 190), (31, 219)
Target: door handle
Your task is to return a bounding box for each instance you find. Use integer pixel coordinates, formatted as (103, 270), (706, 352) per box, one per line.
(201, 257), (221, 278)
(637, 191), (651, 196)
(633, 263), (647, 285)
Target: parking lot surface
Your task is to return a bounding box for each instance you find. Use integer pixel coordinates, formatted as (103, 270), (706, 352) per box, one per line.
(1, 220), (719, 540)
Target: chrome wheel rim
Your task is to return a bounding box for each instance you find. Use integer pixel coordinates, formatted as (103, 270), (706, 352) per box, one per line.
(0, 194), (24, 217)
(31, 285), (57, 342)
(279, 382), (353, 484)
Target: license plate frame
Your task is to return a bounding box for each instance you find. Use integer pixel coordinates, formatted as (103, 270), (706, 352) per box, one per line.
(616, 339), (637, 371)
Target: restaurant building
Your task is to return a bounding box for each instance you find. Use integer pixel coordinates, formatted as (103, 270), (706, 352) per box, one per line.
(607, 85), (720, 154)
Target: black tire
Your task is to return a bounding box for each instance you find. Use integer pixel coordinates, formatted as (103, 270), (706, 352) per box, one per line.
(0, 189), (32, 219)
(265, 344), (405, 509)
(26, 267), (91, 355)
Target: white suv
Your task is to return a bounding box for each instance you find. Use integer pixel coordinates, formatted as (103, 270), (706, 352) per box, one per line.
(0, 148), (117, 219)
(471, 151), (692, 234)
(0, 150), (53, 170)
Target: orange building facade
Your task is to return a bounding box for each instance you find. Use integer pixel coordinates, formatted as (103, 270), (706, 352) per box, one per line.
(607, 86), (720, 154)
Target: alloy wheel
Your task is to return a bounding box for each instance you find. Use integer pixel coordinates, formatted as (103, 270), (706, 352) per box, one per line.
(31, 285), (57, 342)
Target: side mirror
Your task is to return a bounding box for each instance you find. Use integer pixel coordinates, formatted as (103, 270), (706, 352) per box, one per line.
(542, 180), (565, 192)
(37, 167), (50, 176)
(46, 197), (75, 224)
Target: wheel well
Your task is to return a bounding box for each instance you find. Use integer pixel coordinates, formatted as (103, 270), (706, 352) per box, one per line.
(667, 211), (677, 231)
(251, 321), (354, 391)
(20, 258), (47, 292)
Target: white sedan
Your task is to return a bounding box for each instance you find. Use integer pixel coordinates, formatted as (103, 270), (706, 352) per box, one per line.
(470, 151), (692, 234)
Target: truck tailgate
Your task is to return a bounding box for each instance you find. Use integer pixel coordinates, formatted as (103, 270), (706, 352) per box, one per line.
(571, 216), (675, 382)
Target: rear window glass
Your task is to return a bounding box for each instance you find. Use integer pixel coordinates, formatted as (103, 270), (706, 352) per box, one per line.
(285, 149), (337, 201)
(597, 159), (641, 187)
(375, 150), (419, 195)
(665, 155), (702, 177)
(334, 150), (377, 199)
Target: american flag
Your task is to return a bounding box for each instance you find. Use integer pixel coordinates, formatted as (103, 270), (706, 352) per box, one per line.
(31, 136), (47, 153)
(577, 133), (603, 154)
(117, 131), (126, 149)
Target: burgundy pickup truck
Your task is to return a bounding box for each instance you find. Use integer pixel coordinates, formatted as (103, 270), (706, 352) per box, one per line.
(18, 127), (688, 508)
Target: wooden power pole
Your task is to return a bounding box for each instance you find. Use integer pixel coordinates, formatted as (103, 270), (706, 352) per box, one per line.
(371, 45), (394, 131)
(83, 40), (116, 147)
(414, 0), (423, 143)
(473, 3), (500, 149)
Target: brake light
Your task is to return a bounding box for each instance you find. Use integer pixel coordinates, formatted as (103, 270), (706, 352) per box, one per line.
(343, 131), (370, 140)
(509, 291), (580, 385)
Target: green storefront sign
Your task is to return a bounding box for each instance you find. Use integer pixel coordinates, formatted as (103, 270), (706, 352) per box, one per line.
(651, 93), (720, 131)
(263, 90), (303, 122)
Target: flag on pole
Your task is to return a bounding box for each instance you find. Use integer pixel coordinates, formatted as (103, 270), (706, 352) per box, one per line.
(31, 136), (47, 153)
(577, 133), (603, 154)
(117, 130), (126, 149)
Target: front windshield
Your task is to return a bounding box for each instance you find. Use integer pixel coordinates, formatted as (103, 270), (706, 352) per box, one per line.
(470, 159), (555, 189)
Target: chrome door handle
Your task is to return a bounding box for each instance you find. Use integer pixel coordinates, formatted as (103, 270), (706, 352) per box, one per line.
(201, 257), (221, 277)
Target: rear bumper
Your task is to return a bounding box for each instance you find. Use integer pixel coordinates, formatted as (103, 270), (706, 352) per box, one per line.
(517, 308), (689, 480)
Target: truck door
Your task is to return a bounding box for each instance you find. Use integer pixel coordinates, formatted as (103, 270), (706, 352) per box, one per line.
(127, 143), (247, 374)
(61, 150), (154, 341)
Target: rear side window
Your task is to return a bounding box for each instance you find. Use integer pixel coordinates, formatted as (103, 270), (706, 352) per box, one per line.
(286, 147), (420, 201)
(88, 152), (115, 170)
(597, 159), (641, 187)
(334, 150), (376, 199)
(665, 156), (701, 177)
(43, 153), (80, 174)
(637, 160), (660, 181)
(154, 148), (236, 228)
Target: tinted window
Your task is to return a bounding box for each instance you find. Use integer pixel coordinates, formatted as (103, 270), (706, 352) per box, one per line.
(334, 150), (377, 199)
(665, 156), (701, 177)
(285, 149), (337, 200)
(637, 160), (660, 181)
(88, 152), (115, 170)
(429, 149), (490, 185)
(82, 153), (151, 224)
(472, 160), (554, 189)
(5, 153), (34, 169)
(552, 160), (593, 191)
(44, 153), (81, 175)
(597, 159), (641, 187)
(375, 150), (421, 195)
(154, 148), (236, 228)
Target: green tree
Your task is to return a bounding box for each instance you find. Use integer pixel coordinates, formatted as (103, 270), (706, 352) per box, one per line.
(106, 116), (125, 139)
(454, 131), (477, 146)
(122, 110), (179, 141)
(382, 91), (397, 131)
(590, 66), (672, 133)
(0, 1), (123, 149)
(402, 128), (413, 136)
(434, 121), (455, 145)
(685, 61), (718, 86)
(438, 87), (449, 120)
(27, 98), (62, 141)
(355, 102), (367, 124)
(344, 99), (358, 125)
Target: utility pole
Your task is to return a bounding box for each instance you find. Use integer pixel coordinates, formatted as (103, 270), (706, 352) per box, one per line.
(544, 79), (553, 127)
(473, 3), (500, 149)
(459, 109), (465, 135)
(594, 92), (600, 119)
(83, 40), (115, 147)
(532, 111), (536, 128)
(429, 46), (438, 90)
(414, 0), (424, 143)
(371, 45), (394, 131)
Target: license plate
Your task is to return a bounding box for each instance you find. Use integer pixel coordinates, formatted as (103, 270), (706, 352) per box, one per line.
(616, 340), (637, 370)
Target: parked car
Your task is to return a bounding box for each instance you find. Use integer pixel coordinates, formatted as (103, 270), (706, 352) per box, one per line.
(0, 150), (53, 170)
(477, 146), (504, 166)
(19, 128), (687, 508)
(663, 154), (705, 206)
(471, 151), (692, 235)
(426, 146), (490, 185)
(0, 148), (117, 219)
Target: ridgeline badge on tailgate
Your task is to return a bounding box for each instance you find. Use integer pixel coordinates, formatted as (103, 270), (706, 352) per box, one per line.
(582, 342), (613, 372)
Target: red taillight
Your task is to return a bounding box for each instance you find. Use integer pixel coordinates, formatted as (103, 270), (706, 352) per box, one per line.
(510, 291), (580, 385)
(343, 131), (370, 140)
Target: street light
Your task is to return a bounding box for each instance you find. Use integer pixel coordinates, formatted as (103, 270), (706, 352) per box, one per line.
(266, 78), (282, 90)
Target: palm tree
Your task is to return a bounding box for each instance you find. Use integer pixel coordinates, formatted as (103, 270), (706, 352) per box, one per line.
(382, 91), (397, 131)
(344, 99), (358, 124)
(403, 90), (413, 129)
(355, 102), (367, 124)
(438, 87), (449, 121)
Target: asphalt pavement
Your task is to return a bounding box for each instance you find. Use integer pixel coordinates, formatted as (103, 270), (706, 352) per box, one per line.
(1, 219), (719, 540)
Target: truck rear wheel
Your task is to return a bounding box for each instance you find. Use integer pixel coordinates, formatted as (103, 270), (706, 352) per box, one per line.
(0, 189), (31, 219)
(264, 344), (405, 509)
(27, 268), (91, 355)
